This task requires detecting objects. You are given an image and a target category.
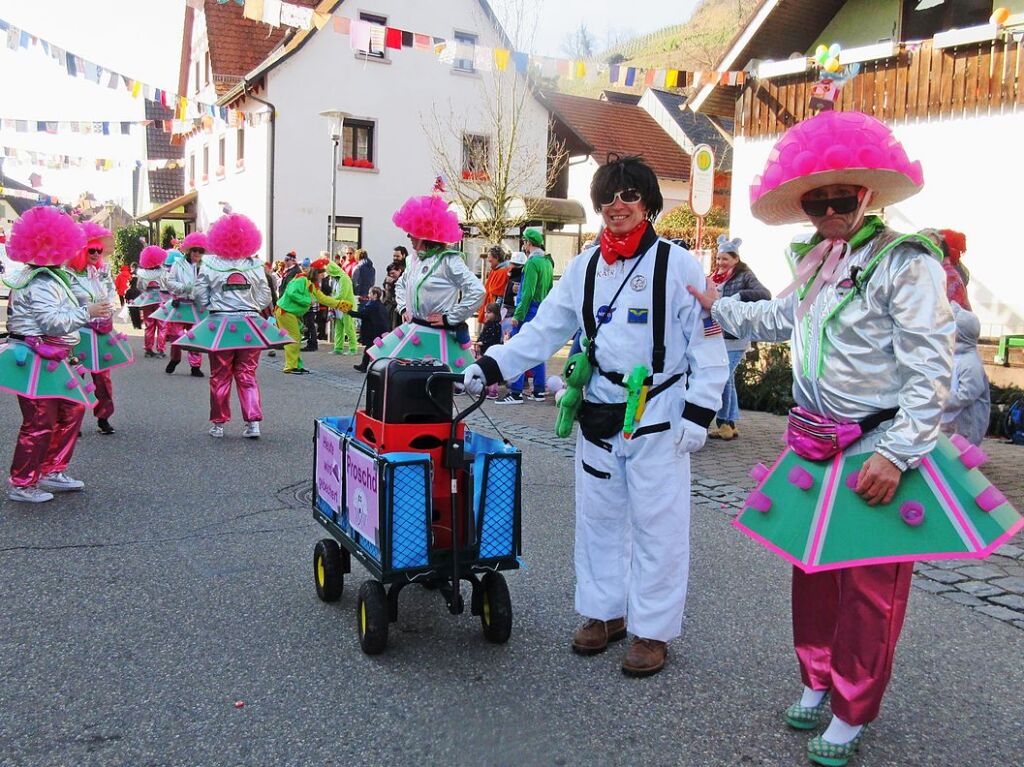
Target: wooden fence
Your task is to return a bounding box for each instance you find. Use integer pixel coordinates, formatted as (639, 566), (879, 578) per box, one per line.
(736, 38), (1024, 138)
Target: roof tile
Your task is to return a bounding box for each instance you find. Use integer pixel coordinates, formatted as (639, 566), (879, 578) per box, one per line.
(204, 0), (319, 79)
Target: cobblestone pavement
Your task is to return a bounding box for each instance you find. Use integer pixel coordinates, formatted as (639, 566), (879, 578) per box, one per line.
(299, 348), (1024, 630)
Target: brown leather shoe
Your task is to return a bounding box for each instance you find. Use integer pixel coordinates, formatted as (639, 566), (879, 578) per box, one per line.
(571, 617), (627, 655)
(621, 637), (668, 677)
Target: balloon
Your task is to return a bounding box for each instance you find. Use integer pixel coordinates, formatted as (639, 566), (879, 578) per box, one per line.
(816, 51), (829, 65)
(991, 7), (1011, 25)
(829, 43), (842, 58)
(815, 44), (828, 59)
(824, 57), (841, 73)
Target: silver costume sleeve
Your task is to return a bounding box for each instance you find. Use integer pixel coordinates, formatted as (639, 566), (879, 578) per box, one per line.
(252, 264), (272, 310)
(443, 255), (485, 326)
(194, 266), (211, 311)
(874, 254), (955, 470)
(33, 279), (90, 337)
(486, 264), (579, 382)
(682, 269), (729, 417)
(166, 260), (190, 297)
(395, 266), (409, 314)
(712, 293), (796, 342)
(100, 269), (118, 304)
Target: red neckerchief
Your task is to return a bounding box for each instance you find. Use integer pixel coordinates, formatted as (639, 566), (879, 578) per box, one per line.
(710, 267), (734, 285)
(600, 221), (649, 265)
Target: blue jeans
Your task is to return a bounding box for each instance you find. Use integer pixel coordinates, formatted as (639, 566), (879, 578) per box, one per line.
(509, 302), (545, 394)
(717, 349), (745, 424)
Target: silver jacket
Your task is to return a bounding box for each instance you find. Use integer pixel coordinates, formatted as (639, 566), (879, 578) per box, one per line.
(712, 227), (954, 471)
(68, 265), (117, 305)
(5, 267), (90, 345)
(395, 250), (484, 326)
(194, 255), (271, 315)
(166, 257), (200, 300)
(136, 267), (166, 292)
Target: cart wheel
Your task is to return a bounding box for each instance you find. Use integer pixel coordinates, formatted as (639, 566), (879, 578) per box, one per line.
(356, 581), (389, 655)
(480, 572), (512, 644)
(313, 539), (344, 602)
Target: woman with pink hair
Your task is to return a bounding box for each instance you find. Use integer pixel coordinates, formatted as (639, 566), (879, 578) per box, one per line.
(65, 222), (134, 435)
(153, 230), (207, 377)
(129, 244), (169, 357)
(368, 191), (483, 373)
(171, 213), (290, 438)
(0, 207), (112, 503)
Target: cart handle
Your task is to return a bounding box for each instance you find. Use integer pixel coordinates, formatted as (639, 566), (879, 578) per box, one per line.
(426, 371), (486, 428)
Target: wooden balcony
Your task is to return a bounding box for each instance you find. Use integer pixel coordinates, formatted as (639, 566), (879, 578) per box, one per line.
(736, 38), (1024, 138)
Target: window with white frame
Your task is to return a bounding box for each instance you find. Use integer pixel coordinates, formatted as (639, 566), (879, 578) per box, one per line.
(330, 216), (362, 252)
(359, 12), (387, 60)
(194, 60), (200, 93)
(188, 154), (195, 187)
(204, 51), (211, 86)
(236, 127), (245, 168)
(462, 134), (490, 180)
(217, 136), (225, 177)
(342, 119), (376, 169)
(453, 31), (477, 73)
(202, 145), (209, 182)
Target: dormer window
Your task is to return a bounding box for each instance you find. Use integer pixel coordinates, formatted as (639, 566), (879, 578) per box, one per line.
(901, 0), (991, 41)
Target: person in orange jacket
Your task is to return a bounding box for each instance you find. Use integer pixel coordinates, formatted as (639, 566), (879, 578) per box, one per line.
(477, 245), (511, 324)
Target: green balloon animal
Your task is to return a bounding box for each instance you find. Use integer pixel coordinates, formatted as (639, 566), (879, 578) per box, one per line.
(555, 337), (593, 438)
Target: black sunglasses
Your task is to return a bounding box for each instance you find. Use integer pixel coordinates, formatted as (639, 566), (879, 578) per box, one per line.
(800, 195), (860, 217)
(597, 188), (643, 208)
(87, 248), (104, 255)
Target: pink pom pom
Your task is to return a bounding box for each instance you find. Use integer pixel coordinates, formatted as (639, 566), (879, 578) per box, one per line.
(392, 194), (463, 244)
(373, 338), (385, 348)
(208, 321), (217, 330)
(460, 341), (473, 350)
(139, 245), (167, 269)
(66, 380), (78, 390)
(228, 323), (237, 332)
(394, 327), (405, 339)
(84, 383), (96, 393)
(181, 231), (208, 251)
(243, 333), (253, 342)
(260, 321), (269, 329)
(207, 213), (262, 259)
(748, 463), (770, 483)
(75, 365), (87, 376)
(7, 207), (86, 266)
(103, 353), (113, 361)
(186, 331), (195, 340)
(45, 361), (59, 372)
(107, 338), (117, 346)
(410, 334), (421, 346)
(454, 356), (465, 367)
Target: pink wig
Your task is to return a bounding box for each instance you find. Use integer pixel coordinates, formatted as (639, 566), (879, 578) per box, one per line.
(207, 213), (262, 259)
(181, 231), (209, 251)
(7, 206), (86, 266)
(392, 195), (463, 244)
(139, 245), (168, 269)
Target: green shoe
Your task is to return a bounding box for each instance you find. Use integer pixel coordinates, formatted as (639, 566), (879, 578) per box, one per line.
(807, 730), (864, 767)
(784, 693), (830, 730)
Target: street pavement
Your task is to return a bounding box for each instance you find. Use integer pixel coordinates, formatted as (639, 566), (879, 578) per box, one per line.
(1, 334), (1022, 766)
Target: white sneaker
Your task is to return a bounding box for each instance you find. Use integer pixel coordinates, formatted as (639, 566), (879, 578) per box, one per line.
(495, 393), (523, 405)
(8, 485), (54, 503)
(209, 424), (225, 438)
(38, 472), (84, 492)
(242, 421), (261, 439)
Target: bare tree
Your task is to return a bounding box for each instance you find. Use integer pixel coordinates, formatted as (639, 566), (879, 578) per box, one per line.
(561, 22), (597, 61)
(424, 0), (569, 248)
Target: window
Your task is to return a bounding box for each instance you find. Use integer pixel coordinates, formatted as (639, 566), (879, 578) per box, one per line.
(359, 12), (387, 59)
(202, 145), (209, 182)
(236, 126), (245, 169)
(342, 119), (376, 169)
(194, 60), (200, 93)
(188, 154), (195, 188)
(462, 134), (490, 181)
(901, 0), (991, 41)
(217, 136), (226, 177)
(453, 31), (477, 73)
(330, 216), (362, 252)
(204, 51), (211, 86)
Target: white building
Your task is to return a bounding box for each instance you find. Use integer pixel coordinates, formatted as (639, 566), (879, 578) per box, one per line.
(179, 0), (550, 276)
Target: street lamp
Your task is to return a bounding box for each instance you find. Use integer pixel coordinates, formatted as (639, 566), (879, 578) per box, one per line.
(319, 109), (349, 258)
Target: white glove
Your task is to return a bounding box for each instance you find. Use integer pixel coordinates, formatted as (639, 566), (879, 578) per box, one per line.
(463, 363), (486, 397)
(675, 419), (707, 456)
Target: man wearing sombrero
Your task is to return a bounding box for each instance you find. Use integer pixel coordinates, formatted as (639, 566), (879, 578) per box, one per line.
(691, 111), (955, 765)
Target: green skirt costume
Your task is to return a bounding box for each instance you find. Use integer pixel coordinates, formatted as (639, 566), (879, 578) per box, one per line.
(366, 322), (475, 374)
(0, 341), (98, 408)
(171, 313), (292, 354)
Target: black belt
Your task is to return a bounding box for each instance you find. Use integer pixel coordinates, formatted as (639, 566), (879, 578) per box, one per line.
(597, 369), (684, 400)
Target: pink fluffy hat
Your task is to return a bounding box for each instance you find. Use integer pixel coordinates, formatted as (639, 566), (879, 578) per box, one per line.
(750, 111), (924, 226)
(392, 194), (463, 245)
(181, 231), (209, 251)
(7, 206), (86, 266)
(207, 213), (262, 259)
(139, 245), (167, 269)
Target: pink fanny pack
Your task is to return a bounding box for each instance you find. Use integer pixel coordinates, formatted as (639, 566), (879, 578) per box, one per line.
(23, 336), (71, 361)
(785, 406), (898, 461)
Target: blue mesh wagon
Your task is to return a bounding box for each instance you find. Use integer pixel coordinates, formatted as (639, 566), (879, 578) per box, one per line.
(311, 361), (522, 654)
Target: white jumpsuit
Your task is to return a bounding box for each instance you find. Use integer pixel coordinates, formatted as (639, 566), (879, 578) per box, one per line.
(483, 236), (728, 641)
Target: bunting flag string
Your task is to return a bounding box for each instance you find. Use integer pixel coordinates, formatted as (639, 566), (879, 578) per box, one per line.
(0, 186), (47, 202)
(1, 145), (144, 172)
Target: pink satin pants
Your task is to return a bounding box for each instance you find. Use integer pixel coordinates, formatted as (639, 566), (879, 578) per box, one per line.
(208, 349), (262, 424)
(142, 305), (167, 353)
(10, 396), (86, 487)
(92, 371), (114, 420)
(792, 562), (913, 725)
(165, 322), (202, 368)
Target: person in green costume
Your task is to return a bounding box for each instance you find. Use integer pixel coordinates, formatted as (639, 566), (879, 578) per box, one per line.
(325, 259), (358, 354)
(276, 266), (348, 374)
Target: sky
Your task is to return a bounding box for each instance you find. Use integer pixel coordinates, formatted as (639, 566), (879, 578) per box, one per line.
(0, 0), (698, 209)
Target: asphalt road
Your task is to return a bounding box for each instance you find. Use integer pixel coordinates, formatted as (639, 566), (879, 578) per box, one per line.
(0, 338), (1022, 767)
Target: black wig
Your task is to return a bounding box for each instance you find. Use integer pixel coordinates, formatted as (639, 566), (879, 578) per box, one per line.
(590, 154), (663, 220)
